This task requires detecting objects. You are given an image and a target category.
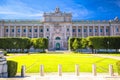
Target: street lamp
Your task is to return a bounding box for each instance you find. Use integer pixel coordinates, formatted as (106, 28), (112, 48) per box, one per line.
(109, 20), (112, 36)
(107, 41), (109, 53)
(107, 20), (112, 53)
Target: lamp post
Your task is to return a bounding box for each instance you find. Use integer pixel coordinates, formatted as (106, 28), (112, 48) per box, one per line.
(107, 41), (109, 53)
(109, 20), (112, 36)
(108, 20), (112, 53)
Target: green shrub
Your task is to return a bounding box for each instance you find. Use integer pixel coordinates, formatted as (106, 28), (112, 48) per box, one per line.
(3, 51), (7, 56)
(116, 61), (120, 75)
(7, 60), (18, 77)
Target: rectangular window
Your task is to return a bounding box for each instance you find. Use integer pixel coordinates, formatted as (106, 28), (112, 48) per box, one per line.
(95, 29), (97, 32)
(40, 29), (43, 32)
(67, 36), (69, 40)
(67, 28), (69, 32)
(73, 29), (75, 32)
(106, 29), (108, 32)
(35, 29), (37, 32)
(116, 28), (119, 32)
(12, 29), (14, 32)
(78, 29), (81, 32)
(24, 29), (26, 32)
(47, 36), (49, 39)
(29, 29), (32, 32)
(47, 28), (49, 32)
(6, 29), (8, 32)
(89, 29), (92, 32)
(84, 29), (86, 32)
(100, 29), (103, 32)
(18, 29), (20, 33)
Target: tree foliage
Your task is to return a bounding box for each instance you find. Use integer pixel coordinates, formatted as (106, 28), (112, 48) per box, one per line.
(0, 38), (48, 53)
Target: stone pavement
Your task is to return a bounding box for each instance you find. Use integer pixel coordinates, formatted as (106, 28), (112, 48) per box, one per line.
(93, 54), (120, 60)
(0, 73), (120, 80)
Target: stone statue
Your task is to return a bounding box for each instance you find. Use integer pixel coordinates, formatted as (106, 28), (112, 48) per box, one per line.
(55, 7), (60, 13)
(0, 51), (8, 77)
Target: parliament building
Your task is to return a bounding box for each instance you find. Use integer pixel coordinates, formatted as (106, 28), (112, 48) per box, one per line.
(0, 8), (120, 50)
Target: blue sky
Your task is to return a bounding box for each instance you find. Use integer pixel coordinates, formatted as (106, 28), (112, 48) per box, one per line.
(0, 0), (120, 20)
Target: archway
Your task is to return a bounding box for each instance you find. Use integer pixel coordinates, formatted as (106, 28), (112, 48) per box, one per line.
(56, 43), (60, 50)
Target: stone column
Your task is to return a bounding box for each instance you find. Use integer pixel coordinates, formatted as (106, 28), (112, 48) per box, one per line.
(32, 26), (34, 38)
(113, 26), (116, 36)
(26, 26), (28, 37)
(70, 25), (72, 37)
(8, 26), (10, 37)
(87, 26), (89, 36)
(37, 26), (39, 38)
(50, 25), (52, 40)
(1, 26), (3, 37)
(14, 26), (16, 37)
(104, 26), (106, 36)
(98, 25), (100, 36)
(64, 25), (67, 39)
(20, 26), (22, 37)
(76, 26), (78, 37)
(110, 25), (113, 36)
(93, 26), (95, 36)
(43, 25), (46, 38)
(82, 26), (84, 38)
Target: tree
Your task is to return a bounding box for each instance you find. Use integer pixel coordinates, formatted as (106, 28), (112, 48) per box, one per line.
(72, 39), (80, 51)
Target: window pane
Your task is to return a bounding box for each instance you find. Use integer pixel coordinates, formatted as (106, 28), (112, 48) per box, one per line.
(12, 29), (14, 32)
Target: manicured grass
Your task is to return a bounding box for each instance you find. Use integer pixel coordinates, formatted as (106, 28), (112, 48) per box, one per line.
(7, 53), (118, 73)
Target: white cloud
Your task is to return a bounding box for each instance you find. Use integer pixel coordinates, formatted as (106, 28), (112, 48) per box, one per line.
(64, 4), (93, 19)
(116, 0), (120, 7)
(0, 0), (43, 19)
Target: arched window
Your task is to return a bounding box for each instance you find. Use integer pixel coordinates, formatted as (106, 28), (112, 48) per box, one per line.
(55, 37), (61, 40)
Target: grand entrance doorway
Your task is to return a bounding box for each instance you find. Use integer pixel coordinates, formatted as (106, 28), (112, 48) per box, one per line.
(56, 43), (60, 50)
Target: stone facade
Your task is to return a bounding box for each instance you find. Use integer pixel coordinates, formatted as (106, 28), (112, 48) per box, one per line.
(0, 51), (8, 77)
(0, 7), (120, 50)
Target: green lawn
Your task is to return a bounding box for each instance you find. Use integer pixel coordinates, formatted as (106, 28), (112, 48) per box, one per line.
(7, 53), (118, 73)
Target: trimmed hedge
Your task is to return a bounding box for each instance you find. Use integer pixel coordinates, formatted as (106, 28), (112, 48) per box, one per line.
(116, 61), (120, 75)
(0, 38), (48, 53)
(7, 60), (18, 77)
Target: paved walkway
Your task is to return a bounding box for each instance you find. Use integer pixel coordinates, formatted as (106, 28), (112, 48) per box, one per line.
(0, 73), (120, 80)
(93, 54), (120, 60)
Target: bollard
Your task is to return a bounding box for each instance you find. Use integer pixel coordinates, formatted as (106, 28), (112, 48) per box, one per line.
(58, 64), (62, 76)
(40, 65), (44, 76)
(109, 64), (114, 76)
(75, 64), (79, 76)
(92, 64), (97, 76)
(21, 65), (25, 77)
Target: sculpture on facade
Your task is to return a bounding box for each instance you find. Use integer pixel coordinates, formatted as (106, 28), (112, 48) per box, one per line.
(0, 51), (8, 77)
